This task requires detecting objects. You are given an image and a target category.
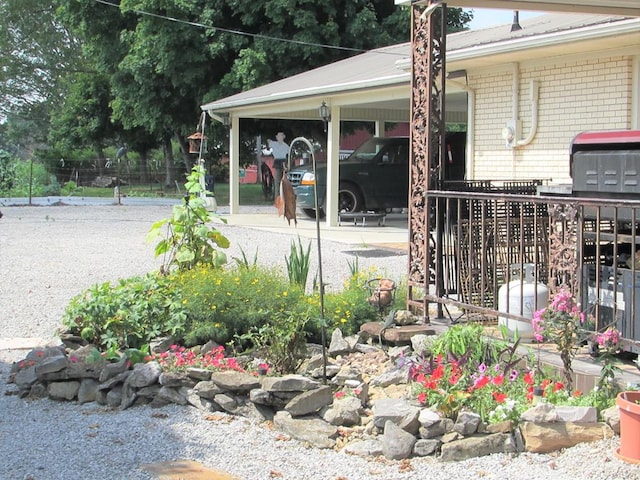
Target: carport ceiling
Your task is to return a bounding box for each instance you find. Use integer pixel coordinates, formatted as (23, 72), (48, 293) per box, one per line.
(400, 0), (640, 17)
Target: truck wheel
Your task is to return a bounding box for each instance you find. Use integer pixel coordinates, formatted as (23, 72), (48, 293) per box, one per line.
(338, 183), (364, 213)
(302, 208), (325, 219)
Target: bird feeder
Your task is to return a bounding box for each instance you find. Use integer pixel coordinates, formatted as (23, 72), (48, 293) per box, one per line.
(187, 131), (207, 154)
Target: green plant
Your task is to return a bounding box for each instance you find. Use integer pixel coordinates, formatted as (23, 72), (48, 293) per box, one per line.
(346, 255), (360, 277)
(594, 327), (623, 400)
(410, 350), (582, 424)
(174, 264), (310, 347)
(60, 180), (79, 196)
(320, 269), (380, 335)
(147, 164), (229, 272)
(232, 246), (259, 270)
(61, 272), (188, 350)
(430, 323), (503, 366)
(532, 289), (585, 392)
(285, 236), (311, 288)
(236, 311), (310, 374)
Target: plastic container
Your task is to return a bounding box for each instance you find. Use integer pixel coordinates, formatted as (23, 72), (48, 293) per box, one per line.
(616, 391), (640, 464)
(498, 264), (549, 341)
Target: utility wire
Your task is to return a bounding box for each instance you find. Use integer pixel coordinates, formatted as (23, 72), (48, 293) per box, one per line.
(93, 0), (406, 57)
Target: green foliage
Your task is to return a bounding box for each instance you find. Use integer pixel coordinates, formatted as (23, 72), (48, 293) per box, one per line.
(174, 264), (309, 347)
(232, 246), (259, 270)
(147, 164), (230, 272)
(346, 255), (360, 277)
(285, 236), (311, 288)
(0, 149), (17, 194)
(237, 311), (310, 374)
(60, 180), (79, 196)
(532, 290), (585, 392)
(61, 273), (188, 351)
(430, 323), (504, 366)
(0, 157), (60, 197)
(320, 269), (380, 336)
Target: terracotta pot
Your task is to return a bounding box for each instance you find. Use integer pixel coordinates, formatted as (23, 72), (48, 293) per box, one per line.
(616, 391), (640, 464)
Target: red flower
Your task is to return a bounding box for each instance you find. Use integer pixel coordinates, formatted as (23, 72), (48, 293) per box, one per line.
(573, 390), (582, 397)
(553, 381), (564, 393)
(417, 392), (427, 404)
(492, 392), (507, 403)
(431, 364), (445, 382)
(523, 371), (534, 385)
(473, 375), (490, 390)
(492, 374), (505, 386)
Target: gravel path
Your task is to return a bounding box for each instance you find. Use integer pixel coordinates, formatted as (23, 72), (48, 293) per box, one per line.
(0, 203), (637, 480)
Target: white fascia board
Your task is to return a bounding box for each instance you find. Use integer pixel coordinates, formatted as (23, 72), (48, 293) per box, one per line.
(449, 18), (640, 62)
(202, 73), (409, 112)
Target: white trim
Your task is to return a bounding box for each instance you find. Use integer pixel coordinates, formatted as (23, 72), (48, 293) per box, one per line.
(633, 55), (639, 129)
(449, 18), (640, 63)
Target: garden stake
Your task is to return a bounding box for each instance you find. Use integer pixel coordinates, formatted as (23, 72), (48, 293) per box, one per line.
(289, 137), (328, 384)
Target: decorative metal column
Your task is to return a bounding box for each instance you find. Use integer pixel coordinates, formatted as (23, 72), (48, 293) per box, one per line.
(407, 1), (447, 321)
(547, 203), (579, 297)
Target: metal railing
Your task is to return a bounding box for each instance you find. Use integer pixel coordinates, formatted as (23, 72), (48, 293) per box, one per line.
(417, 188), (640, 353)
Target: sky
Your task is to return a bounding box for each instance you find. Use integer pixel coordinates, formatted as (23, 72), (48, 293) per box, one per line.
(468, 9), (544, 30)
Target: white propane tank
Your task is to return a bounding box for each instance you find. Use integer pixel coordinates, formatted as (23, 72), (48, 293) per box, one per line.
(498, 264), (549, 341)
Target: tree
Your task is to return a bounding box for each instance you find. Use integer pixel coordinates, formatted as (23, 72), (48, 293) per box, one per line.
(50, 1), (472, 186)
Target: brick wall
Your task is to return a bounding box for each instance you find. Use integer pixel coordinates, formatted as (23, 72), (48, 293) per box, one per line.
(470, 56), (634, 183)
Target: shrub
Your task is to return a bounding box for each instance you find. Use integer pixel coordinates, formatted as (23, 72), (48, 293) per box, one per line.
(174, 264), (310, 347)
(62, 272), (187, 350)
(320, 267), (386, 336)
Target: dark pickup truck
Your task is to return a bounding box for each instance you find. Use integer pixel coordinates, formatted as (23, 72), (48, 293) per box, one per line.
(286, 136), (410, 218)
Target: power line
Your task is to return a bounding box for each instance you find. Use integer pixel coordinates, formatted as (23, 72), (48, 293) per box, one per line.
(93, 0), (405, 56)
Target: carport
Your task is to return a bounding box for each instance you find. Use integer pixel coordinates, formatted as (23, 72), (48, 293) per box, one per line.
(202, 0), (640, 324)
(202, 0), (639, 226)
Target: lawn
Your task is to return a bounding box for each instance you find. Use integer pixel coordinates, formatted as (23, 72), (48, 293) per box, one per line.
(71, 182), (271, 206)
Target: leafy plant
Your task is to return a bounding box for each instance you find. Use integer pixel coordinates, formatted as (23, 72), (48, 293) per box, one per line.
(593, 327), (623, 401)
(430, 323), (502, 366)
(232, 246), (259, 270)
(532, 290), (585, 392)
(61, 273), (187, 350)
(236, 311), (310, 374)
(175, 264), (309, 347)
(147, 164), (229, 273)
(346, 255), (360, 277)
(285, 236), (311, 288)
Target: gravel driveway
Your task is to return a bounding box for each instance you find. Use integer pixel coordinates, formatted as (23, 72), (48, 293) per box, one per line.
(0, 203), (636, 480)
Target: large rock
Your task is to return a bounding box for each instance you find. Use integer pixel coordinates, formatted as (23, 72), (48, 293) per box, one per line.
(261, 374), (319, 392)
(210, 371), (261, 392)
(382, 420), (417, 460)
(48, 381), (80, 400)
(373, 398), (420, 435)
(440, 433), (514, 461)
(273, 411), (337, 449)
(322, 396), (363, 426)
(285, 385), (333, 416)
(126, 362), (162, 388)
(519, 421), (615, 453)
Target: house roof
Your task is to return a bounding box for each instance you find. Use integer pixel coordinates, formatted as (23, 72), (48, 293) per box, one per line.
(424, 0), (640, 17)
(201, 13), (640, 118)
